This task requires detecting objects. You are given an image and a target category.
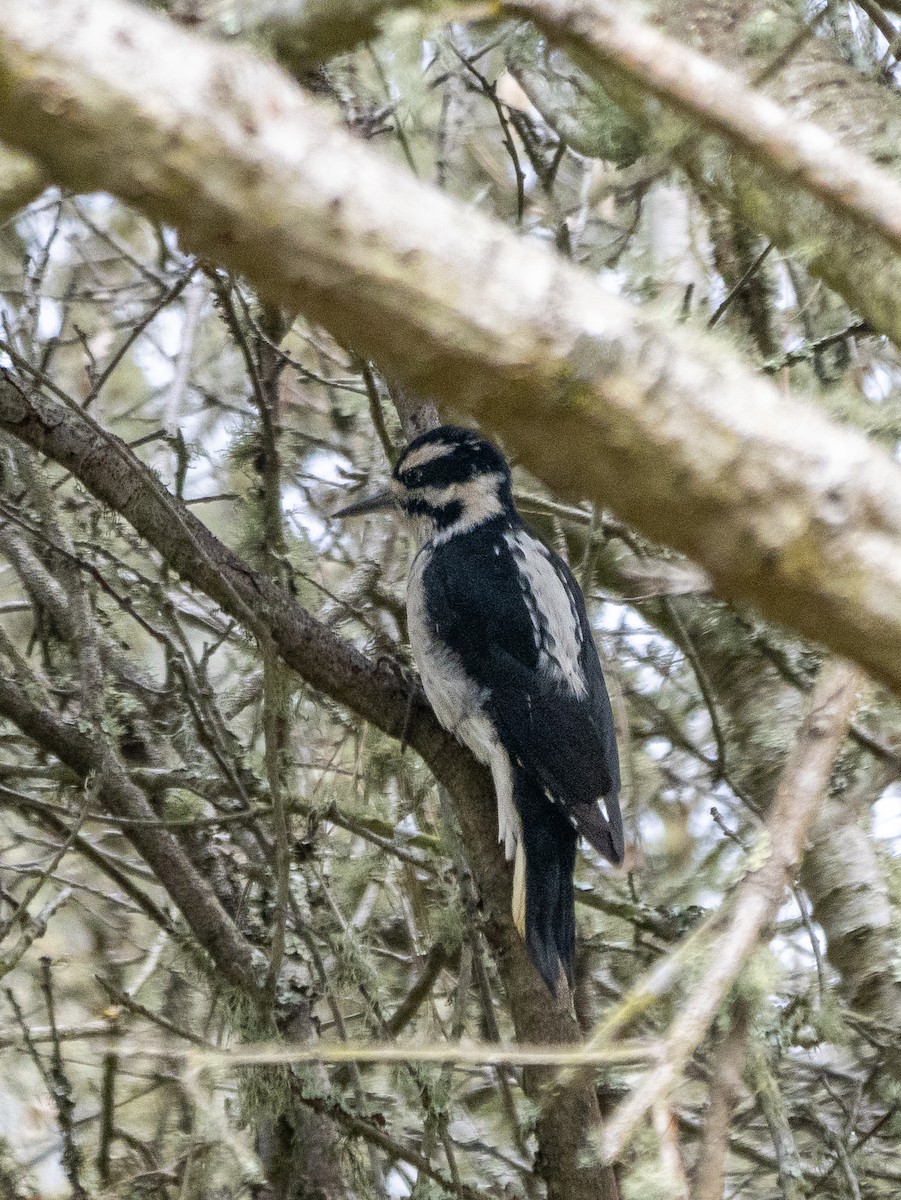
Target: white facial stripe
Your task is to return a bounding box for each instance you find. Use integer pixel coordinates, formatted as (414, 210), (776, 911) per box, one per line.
(505, 531), (587, 697)
(413, 477), (500, 507)
(407, 475), (505, 542)
(400, 440), (458, 472)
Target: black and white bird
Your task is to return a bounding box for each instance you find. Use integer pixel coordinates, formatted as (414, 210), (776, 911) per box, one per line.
(335, 425), (623, 992)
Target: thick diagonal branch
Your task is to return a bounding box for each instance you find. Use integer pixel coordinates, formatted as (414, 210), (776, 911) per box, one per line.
(0, 377), (614, 1199)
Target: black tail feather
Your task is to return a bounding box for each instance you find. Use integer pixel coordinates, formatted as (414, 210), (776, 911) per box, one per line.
(572, 791), (624, 865)
(516, 775), (578, 993)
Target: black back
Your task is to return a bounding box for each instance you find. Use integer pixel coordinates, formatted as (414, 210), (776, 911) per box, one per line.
(421, 512), (622, 859)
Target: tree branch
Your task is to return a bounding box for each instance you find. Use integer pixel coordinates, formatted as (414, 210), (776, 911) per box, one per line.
(0, 144), (45, 223)
(0, 670), (262, 994)
(252, 0), (421, 72)
(594, 658), (861, 1162)
(513, 0), (901, 353)
(692, 996), (750, 1200)
(508, 0), (901, 262)
(649, 594), (901, 1031)
(0, 380), (614, 1199)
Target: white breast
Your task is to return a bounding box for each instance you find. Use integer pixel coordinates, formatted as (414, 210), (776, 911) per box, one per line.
(407, 550), (482, 743)
(407, 549), (520, 860)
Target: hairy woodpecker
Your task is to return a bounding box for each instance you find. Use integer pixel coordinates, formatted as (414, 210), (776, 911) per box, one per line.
(334, 425), (623, 991)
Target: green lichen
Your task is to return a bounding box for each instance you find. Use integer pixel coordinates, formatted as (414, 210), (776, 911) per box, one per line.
(621, 1127), (685, 1200)
(429, 893), (465, 954)
(506, 29), (645, 164)
(162, 788), (207, 824)
(736, 946), (782, 1014)
(739, 6), (798, 57)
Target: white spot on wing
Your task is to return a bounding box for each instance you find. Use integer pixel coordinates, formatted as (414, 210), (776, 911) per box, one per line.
(504, 531), (587, 697)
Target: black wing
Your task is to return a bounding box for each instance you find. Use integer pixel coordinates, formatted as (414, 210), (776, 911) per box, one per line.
(423, 519), (623, 863)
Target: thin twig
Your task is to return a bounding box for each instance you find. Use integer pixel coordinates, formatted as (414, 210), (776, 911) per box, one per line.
(746, 1032), (805, 1200)
(453, 47), (526, 225)
(692, 995), (750, 1200)
(188, 1037), (657, 1069)
(708, 243), (773, 328)
(83, 271), (192, 408)
(95, 975), (211, 1047)
(39, 958), (89, 1200)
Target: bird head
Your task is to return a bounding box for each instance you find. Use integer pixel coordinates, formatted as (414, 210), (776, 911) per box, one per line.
(334, 425), (514, 541)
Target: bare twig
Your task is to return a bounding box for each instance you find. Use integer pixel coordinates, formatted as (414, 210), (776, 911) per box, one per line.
(0, 789), (87, 945)
(0, 671), (263, 993)
(96, 1051), (116, 1185)
(39, 958), (89, 1200)
(95, 976), (210, 1047)
(83, 271), (193, 408)
(0, 889), (72, 981)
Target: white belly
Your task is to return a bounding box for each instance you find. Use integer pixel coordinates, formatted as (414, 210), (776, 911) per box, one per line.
(407, 550), (520, 860)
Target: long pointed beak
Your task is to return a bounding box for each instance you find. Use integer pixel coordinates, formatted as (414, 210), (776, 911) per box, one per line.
(331, 488), (396, 519)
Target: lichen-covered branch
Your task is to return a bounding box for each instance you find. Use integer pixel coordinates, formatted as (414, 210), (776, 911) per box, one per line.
(0, 374), (614, 1200)
(597, 658), (861, 1162)
(559, 512), (901, 1031)
(252, 0), (425, 72)
(504, 24), (644, 163)
(692, 997), (750, 1200)
(0, 672), (262, 993)
(508, 0), (901, 261)
(658, 597), (901, 1030)
(513, 0), (901, 351)
(801, 799), (900, 1020)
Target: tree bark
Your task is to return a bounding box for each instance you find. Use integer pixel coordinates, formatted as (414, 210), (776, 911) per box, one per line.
(0, 144), (45, 222)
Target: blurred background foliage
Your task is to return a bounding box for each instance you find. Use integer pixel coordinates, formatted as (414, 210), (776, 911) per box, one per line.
(1, 2), (901, 1197)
